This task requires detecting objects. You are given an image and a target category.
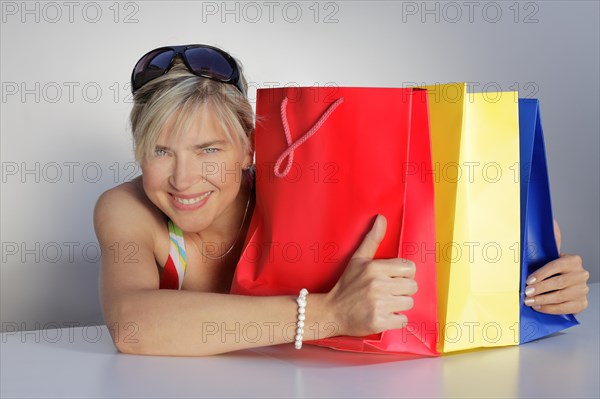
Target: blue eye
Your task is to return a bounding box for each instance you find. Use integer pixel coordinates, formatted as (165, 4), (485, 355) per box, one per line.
(203, 147), (219, 154)
(154, 148), (168, 157)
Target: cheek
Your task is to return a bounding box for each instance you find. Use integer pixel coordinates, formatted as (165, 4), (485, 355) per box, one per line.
(141, 164), (168, 192)
(204, 157), (244, 188)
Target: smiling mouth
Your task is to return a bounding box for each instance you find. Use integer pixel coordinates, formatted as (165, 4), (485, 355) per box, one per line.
(173, 191), (213, 205)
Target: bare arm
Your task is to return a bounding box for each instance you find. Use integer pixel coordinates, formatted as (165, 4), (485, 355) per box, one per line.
(95, 187), (414, 356)
(111, 290), (336, 356)
(94, 186), (336, 356)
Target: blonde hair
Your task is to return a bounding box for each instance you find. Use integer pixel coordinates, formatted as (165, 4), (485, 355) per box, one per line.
(130, 57), (254, 162)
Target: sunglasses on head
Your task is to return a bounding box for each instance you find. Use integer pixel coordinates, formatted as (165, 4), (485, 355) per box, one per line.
(130, 44), (246, 95)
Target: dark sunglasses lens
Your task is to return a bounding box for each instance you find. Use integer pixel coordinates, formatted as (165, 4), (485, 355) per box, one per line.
(133, 49), (175, 90)
(185, 47), (234, 80)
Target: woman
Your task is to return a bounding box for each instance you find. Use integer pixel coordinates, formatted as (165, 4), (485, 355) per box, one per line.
(94, 44), (590, 356)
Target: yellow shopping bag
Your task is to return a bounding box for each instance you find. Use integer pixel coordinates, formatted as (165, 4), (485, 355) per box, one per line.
(425, 83), (521, 352)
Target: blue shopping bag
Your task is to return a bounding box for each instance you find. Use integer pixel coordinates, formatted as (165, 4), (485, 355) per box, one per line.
(518, 99), (579, 343)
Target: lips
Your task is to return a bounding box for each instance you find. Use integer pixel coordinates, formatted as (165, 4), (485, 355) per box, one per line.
(174, 191), (212, 204)
(170, 191), (213, 210)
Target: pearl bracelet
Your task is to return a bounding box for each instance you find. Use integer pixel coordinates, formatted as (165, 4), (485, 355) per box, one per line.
(294, 288), (309, 349)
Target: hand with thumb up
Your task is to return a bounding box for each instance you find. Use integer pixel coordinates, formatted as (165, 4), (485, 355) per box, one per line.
(324, 214), (418, 337)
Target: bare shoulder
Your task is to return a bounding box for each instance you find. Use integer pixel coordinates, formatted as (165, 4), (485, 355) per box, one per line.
(95, 177), (167, 319)
(94, 176), (165, 245)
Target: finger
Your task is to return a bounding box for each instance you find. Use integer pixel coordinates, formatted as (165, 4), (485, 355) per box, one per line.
(527, 268), (589, 296)
(369, 258), (416, 278)
(530, 300), (588, 315)
(380, 278), (418, 296)
(393, 280), (418, 296)
(393, 298), (414, 313)
(352, 214), (387, 260)
(524, 284), (589, 307)
(526, 254), (583, 285)
(381, 295), (414, 313)
(393, 258), (416, 278)
(381, 313), (409, 331)
(553, 219), (562, 253)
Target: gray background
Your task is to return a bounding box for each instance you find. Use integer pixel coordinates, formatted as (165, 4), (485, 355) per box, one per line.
(1, 1), (598, 331)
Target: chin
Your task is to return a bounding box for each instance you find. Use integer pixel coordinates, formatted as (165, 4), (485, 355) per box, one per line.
(171, 215), (212, 233)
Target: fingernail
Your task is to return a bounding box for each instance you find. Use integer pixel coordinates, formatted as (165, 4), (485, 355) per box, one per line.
(524, 298), (535, 306)
(525, 287), (535, 296)
(533, 305), (541, 311)
(526, 276), (537, 285)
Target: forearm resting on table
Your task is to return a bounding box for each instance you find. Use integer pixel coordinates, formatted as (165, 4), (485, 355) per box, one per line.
(106, 290), (337, 356)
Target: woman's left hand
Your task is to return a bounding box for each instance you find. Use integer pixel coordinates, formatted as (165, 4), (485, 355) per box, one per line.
(524, 220), (590, 314)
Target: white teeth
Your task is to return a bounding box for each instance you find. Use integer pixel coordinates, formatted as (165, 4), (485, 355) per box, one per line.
(178, 198), (199, 205)
(175, 191), (212, 205)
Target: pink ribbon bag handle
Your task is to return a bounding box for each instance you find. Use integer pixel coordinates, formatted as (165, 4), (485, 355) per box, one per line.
(274, 96), (344, 178)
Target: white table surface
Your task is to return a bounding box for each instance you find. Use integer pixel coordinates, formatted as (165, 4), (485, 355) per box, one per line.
(2, 284), (598, 399)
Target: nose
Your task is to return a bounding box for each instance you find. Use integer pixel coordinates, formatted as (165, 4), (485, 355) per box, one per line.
(168, 155), (199, 192)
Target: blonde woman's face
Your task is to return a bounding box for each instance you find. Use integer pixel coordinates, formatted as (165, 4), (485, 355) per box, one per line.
(141, 106), (252, 233)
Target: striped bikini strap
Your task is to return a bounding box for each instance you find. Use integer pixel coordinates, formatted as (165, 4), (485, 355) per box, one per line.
(168, 220), (187, 290)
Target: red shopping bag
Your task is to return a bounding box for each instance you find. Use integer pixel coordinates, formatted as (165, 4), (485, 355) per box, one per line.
(231, 87), (438, 355)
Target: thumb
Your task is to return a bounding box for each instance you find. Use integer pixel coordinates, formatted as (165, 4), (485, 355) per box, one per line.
(553, 219), (562, 253)
(352, 214), (387, 260)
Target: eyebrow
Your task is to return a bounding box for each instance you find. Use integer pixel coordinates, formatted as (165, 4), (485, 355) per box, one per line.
(191, 140), (230, 150)
(155, 140), (230, 151)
